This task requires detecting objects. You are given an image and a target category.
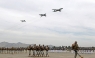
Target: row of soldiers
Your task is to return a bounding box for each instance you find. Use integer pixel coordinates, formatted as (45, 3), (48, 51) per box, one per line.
(0, 47), (26, 54)
(71, 47), (95, 51)
(28, 44), (49, 57)
(0, 44), (50, 57)
(76, 47), (95, 53)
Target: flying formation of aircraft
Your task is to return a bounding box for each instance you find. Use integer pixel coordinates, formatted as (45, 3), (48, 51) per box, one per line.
(52, 8), (63, 12)
(20, 20), (26, 22)
(2, 8), (63, 32)
(39, 8), (63, 17)
(39, 13), (46, 17)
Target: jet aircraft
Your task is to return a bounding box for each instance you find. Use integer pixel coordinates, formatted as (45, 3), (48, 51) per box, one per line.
(52, 8), (63, 12)
(20, 20), (26, 22)
(39, 13), (46, 17)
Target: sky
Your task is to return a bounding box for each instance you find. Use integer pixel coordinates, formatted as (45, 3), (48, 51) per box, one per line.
(0, 0), (95, 47)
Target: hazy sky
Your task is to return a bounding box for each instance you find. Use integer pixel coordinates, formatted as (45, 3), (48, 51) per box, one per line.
(0, 0), (95, 47)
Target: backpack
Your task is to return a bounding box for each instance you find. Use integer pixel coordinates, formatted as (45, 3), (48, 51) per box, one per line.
(72, 44), (75, 49)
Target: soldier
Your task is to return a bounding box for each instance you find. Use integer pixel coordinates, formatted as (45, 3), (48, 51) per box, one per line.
(38, 44), (41, 57)
(45, 45), (49, 57)
(28, 45), (31, 56)
(36, 45), (39, 57)
(40, 45), (44, 57)
(33, 44), (36, 57)
(0, 47), (1, 53)
(72, 41), (79, 58)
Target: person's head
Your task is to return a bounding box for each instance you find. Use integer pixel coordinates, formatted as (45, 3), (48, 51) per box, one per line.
(34, 44), (36, 46)
(75, 41), (77, 44)
(47, 45), (48, 47)
(29, 45), (31, 47)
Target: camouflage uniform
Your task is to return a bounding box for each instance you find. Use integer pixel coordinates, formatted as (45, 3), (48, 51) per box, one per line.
(72, 41), (79, 58)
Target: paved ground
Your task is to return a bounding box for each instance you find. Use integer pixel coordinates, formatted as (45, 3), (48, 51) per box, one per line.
(0, 51), (95, 58)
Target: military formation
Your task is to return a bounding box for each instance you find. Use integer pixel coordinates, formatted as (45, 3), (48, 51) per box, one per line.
(0, 47), (26, 54)
(0, 44), (49, 57)
(28, 44), (49, 57)
(78, 47), (95, 54)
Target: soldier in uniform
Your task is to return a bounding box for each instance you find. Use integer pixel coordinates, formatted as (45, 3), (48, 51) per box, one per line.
(33, 44), (36, 57)
(28, 45), (31, 56)
(72, 41), (79, 58)
(45, 45), (49, 57)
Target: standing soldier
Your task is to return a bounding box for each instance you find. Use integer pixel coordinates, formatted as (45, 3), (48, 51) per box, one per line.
(38, 44), (41, 57)
(40, 45), (44, 57)
(45, 45), (49, 57)
(28, 45), (31, 56)
(33, 44), (36, 57)
(72, 41), (79, 58)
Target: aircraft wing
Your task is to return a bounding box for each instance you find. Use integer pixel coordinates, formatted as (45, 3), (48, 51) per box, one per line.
(52, 9), (56, 10)
(21, 20), (26, 22)
(39, 14), (41, 15)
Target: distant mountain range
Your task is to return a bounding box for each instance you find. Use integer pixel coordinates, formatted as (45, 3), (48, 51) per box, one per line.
(0, 42), (54, 48)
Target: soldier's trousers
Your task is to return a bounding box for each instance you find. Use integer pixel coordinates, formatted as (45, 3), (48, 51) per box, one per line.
(46, 51), (48, 56)
(29, 50), (31, 56)
(41, 51), (44, 56)
(33, 50), (36, 56)
(74, 50), (77, 58)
